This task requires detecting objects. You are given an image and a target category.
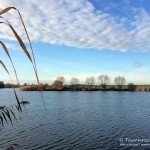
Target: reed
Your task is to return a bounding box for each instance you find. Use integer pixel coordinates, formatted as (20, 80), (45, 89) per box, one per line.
(0, 7), (39, 83)
(0, 6), (43, 127)
(0, 60), (22, 112)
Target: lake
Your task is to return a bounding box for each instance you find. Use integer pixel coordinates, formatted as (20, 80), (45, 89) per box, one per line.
(0, 89), (150, 150)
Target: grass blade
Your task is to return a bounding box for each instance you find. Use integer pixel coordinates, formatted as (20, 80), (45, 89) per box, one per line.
(0, 60), (9, 74)
(0, 41), (19, 84)
(15, 105), (20, 113)
(1, 112), (7, 124)
(13, 89), (22, 112)
(0, 41), (26, 107)
(4, 109), (13, 125)
(0, 19), (40, 84)
(0, 7), (46, 108)
(0, 21), (32, 62)
(0, 7), (39, 83)
(6, 144), (21, 150)
(8, 108), (17, 122)
(0, 115), (4, 126)
(0, 7), (15, 15)
(0, 60), (22, 112)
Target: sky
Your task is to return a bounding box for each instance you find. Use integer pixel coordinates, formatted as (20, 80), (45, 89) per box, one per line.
(0, 0), (150, 84)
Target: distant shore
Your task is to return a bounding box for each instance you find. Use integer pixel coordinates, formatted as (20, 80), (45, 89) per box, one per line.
(19, 84), (150, 92)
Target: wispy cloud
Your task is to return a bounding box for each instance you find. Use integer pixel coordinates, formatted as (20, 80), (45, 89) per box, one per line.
(0, 0), (150, 52)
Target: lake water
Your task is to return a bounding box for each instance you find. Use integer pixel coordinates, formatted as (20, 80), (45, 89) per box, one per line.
(0, 89), (150, 150)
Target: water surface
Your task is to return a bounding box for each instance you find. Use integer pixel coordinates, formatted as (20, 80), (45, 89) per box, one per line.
(0, 89), (150, 150)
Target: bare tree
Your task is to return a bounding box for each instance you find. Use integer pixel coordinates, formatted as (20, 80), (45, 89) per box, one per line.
(114, 76), (126, 90)
(57, 76), (65, 85)
(52, 76), (65, 89)
(52, 80), (63, 89)
(97, 75), (110, 90)
(70, 77), (79, 91)
(85, 76), (95, 90)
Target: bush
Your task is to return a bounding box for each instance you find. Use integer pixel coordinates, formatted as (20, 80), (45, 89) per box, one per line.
(128, 83), (137, 91)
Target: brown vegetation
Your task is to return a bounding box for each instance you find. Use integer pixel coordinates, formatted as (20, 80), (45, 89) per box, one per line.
(97, 75), (110, 90)
(114, 76), (126, 90)
(0, 6), (43, 129)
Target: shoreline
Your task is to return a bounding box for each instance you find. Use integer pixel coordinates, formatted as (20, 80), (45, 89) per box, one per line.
(19, 85), (150, 92)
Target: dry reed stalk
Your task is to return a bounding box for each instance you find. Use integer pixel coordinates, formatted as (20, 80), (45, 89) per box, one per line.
(0, 60), (22, 112)
(0, 10), (46, 108)
(0, 6), (46, 127)
(0, 7), (39, 83)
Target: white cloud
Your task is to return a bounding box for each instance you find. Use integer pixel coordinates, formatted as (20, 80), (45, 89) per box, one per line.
(0, 0), (150, 52)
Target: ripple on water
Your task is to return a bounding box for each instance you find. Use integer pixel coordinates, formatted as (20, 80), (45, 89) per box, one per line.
(0, 91), (150, 149)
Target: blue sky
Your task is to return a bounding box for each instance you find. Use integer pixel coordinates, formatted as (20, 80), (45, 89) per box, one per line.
(0, 0), (150, 84)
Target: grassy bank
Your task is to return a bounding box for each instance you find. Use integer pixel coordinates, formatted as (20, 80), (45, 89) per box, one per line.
(19, 84), (150, 92)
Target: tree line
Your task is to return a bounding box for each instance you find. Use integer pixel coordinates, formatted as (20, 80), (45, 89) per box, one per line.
(20, 75), (137, 91)
(0, 81), (20, 88)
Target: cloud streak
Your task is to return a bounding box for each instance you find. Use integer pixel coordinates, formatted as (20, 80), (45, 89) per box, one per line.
(0, 0), (150, 52)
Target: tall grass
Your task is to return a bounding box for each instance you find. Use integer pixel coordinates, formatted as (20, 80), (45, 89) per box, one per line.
(0, 6), (43, 127)
(0, 7), (39, 83)
(0, 106), (18, 127)
(0, 60), (22, 112)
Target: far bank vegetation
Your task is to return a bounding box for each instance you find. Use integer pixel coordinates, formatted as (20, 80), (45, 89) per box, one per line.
(19, 75), (149, 92)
